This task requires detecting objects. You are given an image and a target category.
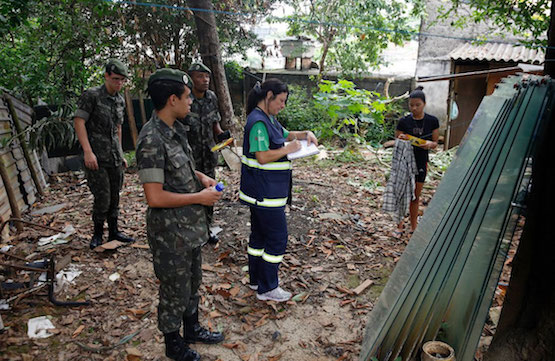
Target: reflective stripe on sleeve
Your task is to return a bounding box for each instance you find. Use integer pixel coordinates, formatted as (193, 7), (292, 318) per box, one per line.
(247, 246), (264, 257)
(239, 190), (288, 208)
(262, 252), (284, 264)
(241, 155), (292, 171)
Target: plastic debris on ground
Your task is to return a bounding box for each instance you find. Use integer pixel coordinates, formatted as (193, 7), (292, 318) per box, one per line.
(37, 225), (75, 249)
(27, 316), (56, 338)
(54, 265), (83, 293)
(109, 272), (121, 282)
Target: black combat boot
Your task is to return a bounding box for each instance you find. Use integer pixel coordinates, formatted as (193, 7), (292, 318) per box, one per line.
(207, 234), (219, 245)
(164, 331), (201, 361)
(89, 221), (104, 249)
(107, 217), (135, 243)
(183, 312), (224, 344)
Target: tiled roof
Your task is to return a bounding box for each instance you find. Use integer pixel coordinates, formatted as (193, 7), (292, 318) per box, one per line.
(449, 42), (544, 64)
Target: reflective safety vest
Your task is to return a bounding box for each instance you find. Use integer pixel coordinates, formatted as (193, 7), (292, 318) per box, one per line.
(239, 108), (292, 209)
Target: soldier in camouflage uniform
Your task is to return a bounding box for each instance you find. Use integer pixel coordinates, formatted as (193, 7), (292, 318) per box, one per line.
(136, 68), (225, 361)
(180, 63), (230, 244)
(74, 59), (136, 249)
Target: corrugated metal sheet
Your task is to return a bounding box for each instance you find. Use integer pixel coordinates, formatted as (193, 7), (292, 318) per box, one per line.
(449, 42), (545, 65)
(0, 92), (48, 227)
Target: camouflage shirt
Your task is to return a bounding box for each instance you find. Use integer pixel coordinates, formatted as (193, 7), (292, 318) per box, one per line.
(136, 112), (208, 248)
(180, 90), (221, 173)
(74, 84), (124, 167)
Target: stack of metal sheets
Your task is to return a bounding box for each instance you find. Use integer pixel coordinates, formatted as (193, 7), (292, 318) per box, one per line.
(360, 75), (554, 361)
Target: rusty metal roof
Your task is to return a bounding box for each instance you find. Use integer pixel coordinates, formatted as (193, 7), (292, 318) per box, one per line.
(449, 42), (544, 65)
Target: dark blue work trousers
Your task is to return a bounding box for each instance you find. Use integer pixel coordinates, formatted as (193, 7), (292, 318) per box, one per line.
(248, 207), (288, 294)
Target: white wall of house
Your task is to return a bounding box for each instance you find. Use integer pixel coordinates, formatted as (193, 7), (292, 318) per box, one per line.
(416, 0), (503, 130)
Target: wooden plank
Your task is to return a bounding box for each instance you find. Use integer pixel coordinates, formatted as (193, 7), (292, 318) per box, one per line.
(23, 184), (35, 196)
(2, 104), (31, 127)
(6, 94), (33, 115)
(15, 158), (27, 169)
(11, 146), (23, 159)
(8, 173), (20, 191)
(31, 151), (48, 189)
(0, 152), (15, 166)
(0, 109), (10, 118)
(5, 94), (33, 118)
(0, 204), (11, 225)
(0, 155), (22, 231)
(0, 202), (10, 216)
(5, 96), (44, 196)
(1, 155), (15, 168)
(124, 88), (138, 147)
(23, 179), (35, 191)
(7, 162), (19, 177)
(0, 120), (12, 132)
(27, 193), (36, 206)
(17, 198), (29, 213)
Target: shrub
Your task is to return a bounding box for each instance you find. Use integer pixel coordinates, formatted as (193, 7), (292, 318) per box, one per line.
(313, 79), (403, 146)
(224, 61), (244, 82)
(278, 84), (327, 131)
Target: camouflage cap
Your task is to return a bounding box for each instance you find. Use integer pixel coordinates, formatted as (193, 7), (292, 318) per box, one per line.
(105, 59), (128, 77)
(188, 62), (212, 74)
(148, 68), (193, 89)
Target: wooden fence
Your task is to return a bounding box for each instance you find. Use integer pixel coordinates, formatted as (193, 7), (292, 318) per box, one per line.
(0, 90), (48, 233)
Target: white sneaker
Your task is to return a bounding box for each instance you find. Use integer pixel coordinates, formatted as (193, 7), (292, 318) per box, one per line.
(248, 284), (258, 290)
(256, 287), (292, 302)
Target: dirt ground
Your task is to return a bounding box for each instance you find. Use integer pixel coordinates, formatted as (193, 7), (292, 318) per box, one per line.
(1, 149), (513, 361)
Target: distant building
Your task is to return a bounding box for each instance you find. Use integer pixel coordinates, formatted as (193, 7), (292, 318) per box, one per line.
(415, 0), (544, 148)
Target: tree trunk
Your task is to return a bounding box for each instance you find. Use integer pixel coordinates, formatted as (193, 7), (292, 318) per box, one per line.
(484, 2), (555, 360)
(186, 0), (234, 130)
(318, 31), (335, 80)
(318, 40), (330, 80)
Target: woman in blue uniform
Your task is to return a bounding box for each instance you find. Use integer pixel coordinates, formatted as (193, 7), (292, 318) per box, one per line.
(393, 86), (439, 237)
(240, 79), (318, 302)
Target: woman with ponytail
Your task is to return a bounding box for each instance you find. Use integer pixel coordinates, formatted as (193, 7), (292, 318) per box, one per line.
(393, 86), (439, 238)
(239, 79), (318, 302)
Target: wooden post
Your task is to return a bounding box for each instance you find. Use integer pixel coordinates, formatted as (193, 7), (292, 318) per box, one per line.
(0, 156), (23, 232)
(138, 91), (148, 127)
(124, 88), (138, 148)
(5, 97), (44, 196)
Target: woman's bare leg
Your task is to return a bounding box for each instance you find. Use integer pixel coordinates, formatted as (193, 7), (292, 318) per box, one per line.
(410, 182), (424, 231)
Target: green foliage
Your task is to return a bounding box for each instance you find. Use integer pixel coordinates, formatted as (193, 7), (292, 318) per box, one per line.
(0, 104), (76, 152)
(278, 85), (326, 131)
(0, 0), (277, 152)
(438, 0), (550, 46)
(28, 105), (76, 152)
(224, 61), (244, 82)
(279, 0), (424, 77)
(335, 146), (365, 163)
(313, 80), (401, 146)
(123, 151), (136, 168)
(278, 81), (403, 147)
(0, 0), (33, 35)
(0, 0), (119, 104)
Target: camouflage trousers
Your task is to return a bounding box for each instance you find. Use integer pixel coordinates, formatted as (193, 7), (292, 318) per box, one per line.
(148, 232), (202, 334)
(85, 165), (123, 223)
